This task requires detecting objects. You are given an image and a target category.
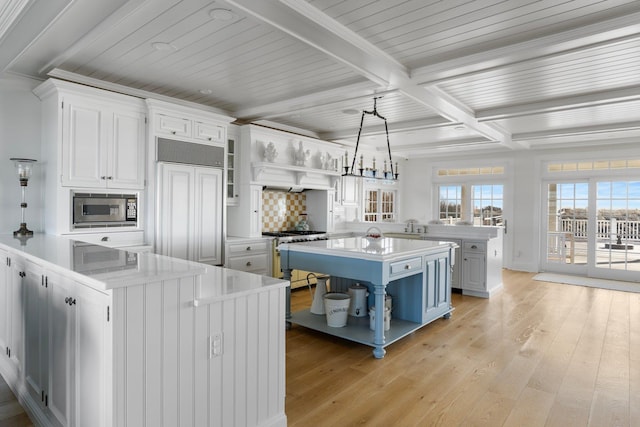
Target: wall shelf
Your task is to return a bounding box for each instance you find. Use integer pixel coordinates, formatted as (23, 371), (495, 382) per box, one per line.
(251, 162), (341, 187)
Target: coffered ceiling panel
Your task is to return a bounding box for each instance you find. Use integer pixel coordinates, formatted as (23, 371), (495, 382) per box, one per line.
(1, 0), (639, 157)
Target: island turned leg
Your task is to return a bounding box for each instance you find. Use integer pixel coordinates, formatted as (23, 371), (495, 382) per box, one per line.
(372, 284), (386, 359)
(284, 268), (292, 329)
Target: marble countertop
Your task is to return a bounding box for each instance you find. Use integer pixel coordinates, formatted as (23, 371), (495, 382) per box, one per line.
(279, 236), (456, 261)
(0, 234), (287, 298)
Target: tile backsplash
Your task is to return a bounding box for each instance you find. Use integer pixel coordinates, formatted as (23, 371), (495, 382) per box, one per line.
(262, 190), (306, 232)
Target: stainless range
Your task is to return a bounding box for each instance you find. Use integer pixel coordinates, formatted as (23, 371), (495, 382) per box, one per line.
(263, 231), (328, 283)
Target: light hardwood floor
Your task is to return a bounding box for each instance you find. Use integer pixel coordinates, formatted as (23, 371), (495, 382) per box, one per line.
(286, 269), (640, 426)
(0, 375), (32, 427)
(2, 270), (637, 426)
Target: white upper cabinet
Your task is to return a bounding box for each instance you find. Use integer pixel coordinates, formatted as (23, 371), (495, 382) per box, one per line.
(34, 79), (146, 191)
(152, 109), (225, 145)
(61, 95), (146, 189)
(194, 120), (224, 143)
(155, 113), (191, 138)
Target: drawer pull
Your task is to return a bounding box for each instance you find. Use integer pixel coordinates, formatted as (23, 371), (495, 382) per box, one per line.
(471, 245), (477, 249)
(246, 261), (252, 267)
(404, 264), (411, 270)
(246, 246), (251, 251)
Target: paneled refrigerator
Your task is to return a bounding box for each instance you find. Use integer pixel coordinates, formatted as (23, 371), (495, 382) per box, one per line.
(155, 139), (224, 265)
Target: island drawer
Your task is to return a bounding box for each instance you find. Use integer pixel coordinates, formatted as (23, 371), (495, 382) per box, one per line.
(227, 240), (270, 255)
(462, 242), (485, 253)
(226, 253), (269, 273)
(389, 256), (422, 277)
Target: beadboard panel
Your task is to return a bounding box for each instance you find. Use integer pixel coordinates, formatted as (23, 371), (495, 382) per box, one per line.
(113, 275), (286, 427)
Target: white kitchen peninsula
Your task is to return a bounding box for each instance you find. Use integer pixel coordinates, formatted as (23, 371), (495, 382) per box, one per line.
(280, 237), (456, 359)
(0, 234), (287, 427)
(387, 225), (503, 298)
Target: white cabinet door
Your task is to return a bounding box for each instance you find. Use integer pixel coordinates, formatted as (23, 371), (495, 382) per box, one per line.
(159, 163), (223, 265)
(61, 95), (145, 189)
(0, 249), (9, 359)
(159, 163), (194, 261)
(7, 257), (25, 377)
(48, 274), (75, 427)
(61, 97), (107, 188)
(23, 260), (48, 409)
(155, 113), (191, 137)
(340, 175), (360, 206)
(462, 250), (486, 291)
(194, 120), (224, 143)
(194, 167), (223, 265)
(73, 283), (108, 427)
(249, 185), (263, 238)
(226, 127), (239, 204)
(109, 109), (146, 189)
(48, 276), (108, 427)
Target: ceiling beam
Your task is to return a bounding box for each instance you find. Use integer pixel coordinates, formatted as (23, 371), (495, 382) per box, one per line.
(411, 11), (640, 85)
(225, 0), (514, 149)
(477, 86), (640, 121)
(513, 121), (640, 141)
(233, 80), (383, 121)
(321, 117), (453, 140)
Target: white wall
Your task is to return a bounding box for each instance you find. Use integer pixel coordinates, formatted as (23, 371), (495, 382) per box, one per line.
(0, 76), (43, 234)
(402, 143), (640, 273)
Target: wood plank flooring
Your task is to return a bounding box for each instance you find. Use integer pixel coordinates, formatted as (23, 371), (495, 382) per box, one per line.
(286, 270), (640, 426)
(1, 269), (636, 426)
(0, 375), (32, 427)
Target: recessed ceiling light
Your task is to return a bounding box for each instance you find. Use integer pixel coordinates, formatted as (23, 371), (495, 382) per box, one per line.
(209, 8), (236, 21)
(199, 88), (213, 95)
(151, 42), (177, 52)
(341, 108), (359, 115)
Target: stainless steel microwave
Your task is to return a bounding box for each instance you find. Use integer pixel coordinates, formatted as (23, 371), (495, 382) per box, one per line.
(72, 193), (137, 228)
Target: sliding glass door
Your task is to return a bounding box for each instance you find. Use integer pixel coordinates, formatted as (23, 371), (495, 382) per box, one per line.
(543, 182), (588, 275)
(543, 179), (640, 281)
(593, 181), (640, 280)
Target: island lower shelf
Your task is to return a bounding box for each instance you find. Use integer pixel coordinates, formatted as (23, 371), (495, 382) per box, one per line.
(290, 307), (452, 349)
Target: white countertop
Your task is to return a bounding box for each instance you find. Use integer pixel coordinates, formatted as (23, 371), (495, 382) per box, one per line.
(194, 268), (287, 306)
(0, 234), (288, 297)
(279, 236), (456, 261)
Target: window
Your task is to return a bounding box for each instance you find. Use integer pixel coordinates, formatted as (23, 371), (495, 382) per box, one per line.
(472, 184), (504, 226)
(364, 188), (396, 222)
(434, 164), (506, 225)
(437, 184), (503, 225)
(439, 185), (463, 223)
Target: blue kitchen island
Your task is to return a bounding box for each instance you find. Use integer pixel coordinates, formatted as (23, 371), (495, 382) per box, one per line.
(279, 236), (457, 358)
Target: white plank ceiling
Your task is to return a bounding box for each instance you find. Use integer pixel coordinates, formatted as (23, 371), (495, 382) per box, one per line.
(1, 0), (640, 158)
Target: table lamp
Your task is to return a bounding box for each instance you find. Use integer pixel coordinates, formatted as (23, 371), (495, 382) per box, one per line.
(10, 158), (37, 237)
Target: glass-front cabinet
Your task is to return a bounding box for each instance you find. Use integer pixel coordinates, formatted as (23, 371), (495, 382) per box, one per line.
(226, 125), (239, 205)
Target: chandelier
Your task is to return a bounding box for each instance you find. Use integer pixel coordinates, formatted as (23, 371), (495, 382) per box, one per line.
(342, 97), (398, 181)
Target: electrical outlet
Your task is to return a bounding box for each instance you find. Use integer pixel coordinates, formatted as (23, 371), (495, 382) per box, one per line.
(209, 333), (223, 358)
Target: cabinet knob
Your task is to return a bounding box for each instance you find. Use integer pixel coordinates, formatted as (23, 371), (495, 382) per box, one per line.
(471, 245), (477, 249)
(171, 131), (176, 135)
(246, 261), (252, 266)
(404, 264), (411, 270)
(246, 246), (251, 251)
(101, 176), (106, 180)
(107, 176), (113, 180)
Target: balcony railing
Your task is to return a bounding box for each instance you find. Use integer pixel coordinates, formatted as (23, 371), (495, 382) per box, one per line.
(558, 219), (640, 240)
